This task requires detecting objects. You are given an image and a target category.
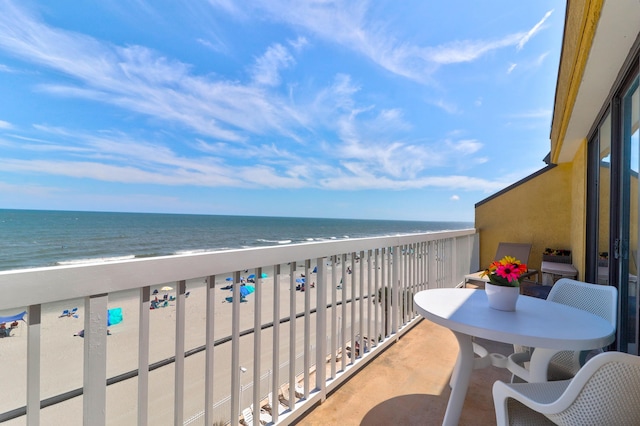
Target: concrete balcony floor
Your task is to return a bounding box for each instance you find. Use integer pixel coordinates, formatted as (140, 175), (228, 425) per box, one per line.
(297, 319), (513, 425)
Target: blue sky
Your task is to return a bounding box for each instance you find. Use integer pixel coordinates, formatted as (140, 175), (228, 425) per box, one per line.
(0, 1), (564, 222)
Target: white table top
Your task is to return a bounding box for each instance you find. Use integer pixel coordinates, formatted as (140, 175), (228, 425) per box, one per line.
(414, 288), (615, 351)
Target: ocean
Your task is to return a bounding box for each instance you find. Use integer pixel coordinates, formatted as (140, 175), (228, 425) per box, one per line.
(0, 209), (473, 272)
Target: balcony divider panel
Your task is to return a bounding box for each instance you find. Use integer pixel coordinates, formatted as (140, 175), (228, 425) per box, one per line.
(252, 267), (263, 418)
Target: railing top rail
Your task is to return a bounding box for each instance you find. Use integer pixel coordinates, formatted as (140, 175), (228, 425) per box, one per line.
(0, 228), (475, 309)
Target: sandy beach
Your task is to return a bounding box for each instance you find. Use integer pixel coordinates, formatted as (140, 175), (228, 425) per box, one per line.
(0, 261), (369, 425)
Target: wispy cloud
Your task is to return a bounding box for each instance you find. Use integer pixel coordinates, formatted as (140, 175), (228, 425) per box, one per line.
(210, 0), (551, 84)
(517, 9), (554, 51)
(250, 43), (296, 86)
(508, 108), (552, 119)
(0, 3), (308, 142)
(507, 63), (517, 74)
(0, 120), (12, 129)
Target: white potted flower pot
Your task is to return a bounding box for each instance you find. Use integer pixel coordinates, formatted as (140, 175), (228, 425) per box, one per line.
(485, 282), (519, 311)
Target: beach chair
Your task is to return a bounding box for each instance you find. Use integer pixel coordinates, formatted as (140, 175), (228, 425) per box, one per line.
(463, 242), (538, 288)
(493, 351), (640, 425)
(242, 407), (254, 426)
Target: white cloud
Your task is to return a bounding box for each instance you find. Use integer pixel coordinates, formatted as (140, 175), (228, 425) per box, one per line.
(0, 4), (309, 142)
(250, 43), (296, 86)
(517, 9), (554, 51)
(431, 98), (460, 114)
(507, 63), (517, 74)
(450, 195), (460, 201)
(288, 36), (308, 51)
(212, 0), (542, 84)
(0, 120), (12, 129)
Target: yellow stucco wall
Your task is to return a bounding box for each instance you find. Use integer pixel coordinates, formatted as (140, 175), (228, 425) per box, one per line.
(475, 163), (573, 275)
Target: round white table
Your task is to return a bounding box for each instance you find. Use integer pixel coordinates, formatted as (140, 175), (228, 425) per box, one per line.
(414, 288), (615, 426)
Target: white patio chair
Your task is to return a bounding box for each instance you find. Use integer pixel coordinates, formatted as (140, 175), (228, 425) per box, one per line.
(493, 351), (640, 425)
(507, 278), (617, 382)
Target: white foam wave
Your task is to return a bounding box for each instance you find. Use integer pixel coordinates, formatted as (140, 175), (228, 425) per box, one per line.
(57, 255), (136, 266)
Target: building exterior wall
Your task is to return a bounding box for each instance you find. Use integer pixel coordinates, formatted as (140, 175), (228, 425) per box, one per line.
(475, 163), (573, 276)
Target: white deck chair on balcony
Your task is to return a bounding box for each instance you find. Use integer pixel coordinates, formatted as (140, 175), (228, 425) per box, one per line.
(507, 278), (617, 382)
(493, 351), (640, 426)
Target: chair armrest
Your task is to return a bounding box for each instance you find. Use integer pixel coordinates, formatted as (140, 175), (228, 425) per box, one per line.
(493, 379), (570, 425)
(506, 351), (532, 382)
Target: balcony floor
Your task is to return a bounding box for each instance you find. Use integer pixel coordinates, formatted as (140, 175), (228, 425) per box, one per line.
(297, 318), (513, 425)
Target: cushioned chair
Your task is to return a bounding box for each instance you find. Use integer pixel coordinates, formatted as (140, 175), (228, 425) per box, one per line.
(464, 242), (538, 288)
(507, 278), (617, 382)
(493, 351), (640, 426)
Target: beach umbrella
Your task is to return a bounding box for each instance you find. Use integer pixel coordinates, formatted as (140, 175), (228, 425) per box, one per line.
(247, 274), (256, 279)
(296, 278), (305, 283)
(161, 286), (173, 292)
(261, 273), (268, 278)
(239, 285), (255, 298)
(225, 277), (233, 282)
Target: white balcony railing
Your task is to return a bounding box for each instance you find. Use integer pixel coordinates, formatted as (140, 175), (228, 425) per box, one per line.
(0, 229), (478, 425)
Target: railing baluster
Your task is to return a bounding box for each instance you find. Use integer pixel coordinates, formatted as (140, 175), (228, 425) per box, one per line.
(231, 270), (241, 422)
(330, 255), (337, 378)
(316, 257), (327, 400)
(288, 262), (296, 409)
(272, 264), (281, 423)
(350, 252), (356, 362)
(366, 249), (372, 353)
(340, 254), (347, 371)
(358, 250), (364, 357)
(138, 286), (150, 426)
(392, 246), (399, 335)
(374, 249), (379, 347)
(204, 275), (216, 426)
(174, 280), (186, 425)
(253, 267), (262, 417)
(26, 304), (41, 426)
(303, 260), (311, 398)
(83, 293), (108, 426)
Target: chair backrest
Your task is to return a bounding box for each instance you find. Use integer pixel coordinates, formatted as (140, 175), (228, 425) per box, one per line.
(494, 243), (532, 264)
(546, 351), (640, 425)
(547, 278), (617, 327)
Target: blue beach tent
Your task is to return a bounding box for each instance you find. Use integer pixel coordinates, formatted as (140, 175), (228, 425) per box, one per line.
(107, 308), (123, 326)
(0, 311), (27, 323)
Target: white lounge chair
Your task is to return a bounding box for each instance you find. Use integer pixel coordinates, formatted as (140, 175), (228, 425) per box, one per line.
(242, 407), (254, 426)
(493, 351), (640, 425)
(507, 278), (617, 382)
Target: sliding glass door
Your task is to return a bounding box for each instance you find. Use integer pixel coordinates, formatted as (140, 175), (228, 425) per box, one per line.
(619, 75), (639, 354)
